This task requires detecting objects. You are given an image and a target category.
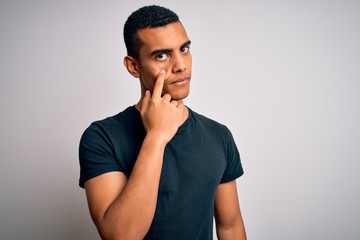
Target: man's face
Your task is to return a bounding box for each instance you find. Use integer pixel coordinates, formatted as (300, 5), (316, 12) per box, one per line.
(136, 22), (192, 100)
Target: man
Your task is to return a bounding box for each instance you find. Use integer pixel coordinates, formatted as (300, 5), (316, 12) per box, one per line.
(79, 5), (246, 240)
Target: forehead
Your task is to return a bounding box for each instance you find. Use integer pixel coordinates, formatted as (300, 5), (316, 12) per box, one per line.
(137, 22), (189, 52)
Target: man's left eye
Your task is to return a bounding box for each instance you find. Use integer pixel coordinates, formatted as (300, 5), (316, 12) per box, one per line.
(181, 46), (190, 53)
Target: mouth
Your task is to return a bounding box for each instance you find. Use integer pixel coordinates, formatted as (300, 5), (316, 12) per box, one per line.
(169, 77), (190, 86)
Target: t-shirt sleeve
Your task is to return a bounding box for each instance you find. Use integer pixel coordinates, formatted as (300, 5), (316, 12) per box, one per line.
(78, 122), (122, 188)
(220, 128), (244, 183)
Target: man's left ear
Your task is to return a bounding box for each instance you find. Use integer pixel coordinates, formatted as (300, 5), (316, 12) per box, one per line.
(123, 56), (140, 78)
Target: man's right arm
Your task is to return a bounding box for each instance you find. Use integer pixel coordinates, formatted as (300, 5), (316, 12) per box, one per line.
(83, 70), (185, 240)
(84, 134), (166, 240)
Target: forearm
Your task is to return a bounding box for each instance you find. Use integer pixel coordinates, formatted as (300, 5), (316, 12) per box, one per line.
(98, 134), (166, 239)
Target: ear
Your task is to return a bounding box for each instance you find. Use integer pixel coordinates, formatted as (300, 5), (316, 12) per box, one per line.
(123, 56), (140, 78)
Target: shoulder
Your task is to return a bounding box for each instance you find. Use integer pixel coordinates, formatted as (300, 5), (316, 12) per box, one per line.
(80, 106), (141, 145)
(84, 106), (139, 132)
(190, 108), (231, 136)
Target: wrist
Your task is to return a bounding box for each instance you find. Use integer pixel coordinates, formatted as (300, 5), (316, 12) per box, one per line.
(143, 132), (169, 148)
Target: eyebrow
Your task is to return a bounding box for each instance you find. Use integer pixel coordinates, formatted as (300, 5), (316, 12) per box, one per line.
(150, 40), (192, 56)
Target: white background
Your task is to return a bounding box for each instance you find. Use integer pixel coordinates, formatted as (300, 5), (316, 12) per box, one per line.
(1, 0), (359, 239)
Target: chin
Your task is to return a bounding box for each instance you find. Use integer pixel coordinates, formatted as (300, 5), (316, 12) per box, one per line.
(171, 91), (190, 101)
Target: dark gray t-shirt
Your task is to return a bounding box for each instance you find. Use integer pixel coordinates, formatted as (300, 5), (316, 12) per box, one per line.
(79, 106), (243, 239)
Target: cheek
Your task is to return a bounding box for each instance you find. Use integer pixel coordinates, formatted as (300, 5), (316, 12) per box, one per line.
(142, 63), (170, 81)
(140, 69), (159, 90)
(141, 62), (162, 77)
(187, 54), (192, 67)
(139, 60), (173, 86)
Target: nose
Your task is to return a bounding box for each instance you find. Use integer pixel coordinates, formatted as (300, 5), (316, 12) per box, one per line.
(171, 53), (187, 74)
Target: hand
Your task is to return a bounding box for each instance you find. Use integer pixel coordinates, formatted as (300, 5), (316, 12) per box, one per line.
(140, 70), (185, 144)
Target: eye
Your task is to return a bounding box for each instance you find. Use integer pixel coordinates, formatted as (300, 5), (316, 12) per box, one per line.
(181, 46), (190, 53)
(155, 53), (169, 61)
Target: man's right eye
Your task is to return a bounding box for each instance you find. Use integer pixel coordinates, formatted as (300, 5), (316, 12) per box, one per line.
(155, 53), (169, 61)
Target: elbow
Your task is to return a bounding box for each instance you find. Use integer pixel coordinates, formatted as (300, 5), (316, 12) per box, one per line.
(96, 227), (136, 240)
(216, 221), (247, 240)
(94, 219), (149, 240)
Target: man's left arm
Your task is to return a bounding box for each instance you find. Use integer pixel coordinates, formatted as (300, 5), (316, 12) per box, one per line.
(214, 180), (246, 240)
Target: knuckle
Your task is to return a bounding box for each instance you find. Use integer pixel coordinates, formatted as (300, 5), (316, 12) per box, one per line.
(150, 98), (157, 104)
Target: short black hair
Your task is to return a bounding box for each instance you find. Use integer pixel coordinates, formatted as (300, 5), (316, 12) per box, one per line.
(123, 5), (180, 59)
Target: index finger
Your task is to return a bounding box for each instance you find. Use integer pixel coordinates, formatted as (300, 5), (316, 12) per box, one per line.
(152, 70), (166, 98)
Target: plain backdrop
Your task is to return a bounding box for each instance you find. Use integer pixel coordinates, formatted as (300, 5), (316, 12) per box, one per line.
(1, 0), (359, 239)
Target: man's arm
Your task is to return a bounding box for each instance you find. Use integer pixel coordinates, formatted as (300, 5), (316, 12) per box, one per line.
(214, 180), (247, 240)
(84, 70), (186, 240)
(84, 135), (166, 240)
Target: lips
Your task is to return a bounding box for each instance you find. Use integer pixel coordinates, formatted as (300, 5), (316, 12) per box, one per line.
(170, 77), (190, 86)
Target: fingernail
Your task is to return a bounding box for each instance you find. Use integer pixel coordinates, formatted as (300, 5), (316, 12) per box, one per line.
(160, 70), (165, 74)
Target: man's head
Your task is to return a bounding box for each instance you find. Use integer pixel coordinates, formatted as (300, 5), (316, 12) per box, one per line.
(124, 5), (180, 60)
(123, 5), (192, 101)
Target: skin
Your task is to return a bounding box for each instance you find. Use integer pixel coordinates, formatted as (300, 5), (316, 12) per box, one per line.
(84, 21), (246, 240)
(124, 21), (192, 104)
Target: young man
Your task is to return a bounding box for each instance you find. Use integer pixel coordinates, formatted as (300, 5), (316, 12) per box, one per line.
(79, 5), (246, 240)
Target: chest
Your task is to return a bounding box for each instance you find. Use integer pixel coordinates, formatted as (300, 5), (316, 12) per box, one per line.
(160, 131), (227, 197)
